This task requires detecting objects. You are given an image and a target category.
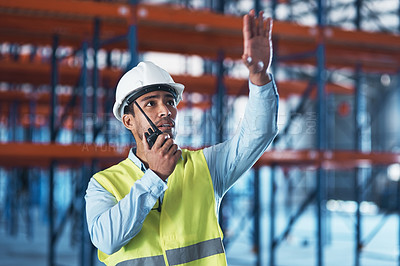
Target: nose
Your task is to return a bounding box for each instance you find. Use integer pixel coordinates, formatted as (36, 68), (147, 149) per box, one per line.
(159, 103), (171, 117)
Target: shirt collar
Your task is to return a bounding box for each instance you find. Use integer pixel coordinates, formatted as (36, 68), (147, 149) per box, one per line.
(127, 147), (182, 177)
(128, 148), (147, 172)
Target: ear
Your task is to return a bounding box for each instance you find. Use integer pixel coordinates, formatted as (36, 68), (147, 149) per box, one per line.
(122, 114), (136, 131)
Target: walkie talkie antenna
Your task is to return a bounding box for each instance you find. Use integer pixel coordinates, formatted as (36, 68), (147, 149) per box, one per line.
(134, 101), (162, 134)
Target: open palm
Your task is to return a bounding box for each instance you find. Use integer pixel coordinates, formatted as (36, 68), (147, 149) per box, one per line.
(242, 10), (273, 85)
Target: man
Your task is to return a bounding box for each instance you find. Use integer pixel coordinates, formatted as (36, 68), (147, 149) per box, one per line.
(85, 10), (278, 266)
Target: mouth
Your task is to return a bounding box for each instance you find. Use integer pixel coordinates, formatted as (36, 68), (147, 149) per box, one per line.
(157, 121), (175, 131)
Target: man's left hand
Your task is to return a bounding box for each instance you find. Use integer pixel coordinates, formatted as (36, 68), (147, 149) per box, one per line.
(242, 10), (273, 86)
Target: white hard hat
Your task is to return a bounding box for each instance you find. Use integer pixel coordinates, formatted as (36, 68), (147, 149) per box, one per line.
(113, 61), (184, 122)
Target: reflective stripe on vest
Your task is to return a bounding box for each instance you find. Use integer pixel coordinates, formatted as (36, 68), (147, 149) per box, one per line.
(116, 255), (165, 266)
(118, 238), (224, 266)
(166, 238), (224, 266)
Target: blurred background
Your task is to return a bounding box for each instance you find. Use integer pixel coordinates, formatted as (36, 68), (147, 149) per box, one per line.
(0, 0), (400, 265)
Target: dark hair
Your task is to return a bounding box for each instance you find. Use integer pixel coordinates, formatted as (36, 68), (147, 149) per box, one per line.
(123, 103), (135, 117)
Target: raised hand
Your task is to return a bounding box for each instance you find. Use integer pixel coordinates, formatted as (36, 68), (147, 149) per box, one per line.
(242, 10), (273, 86)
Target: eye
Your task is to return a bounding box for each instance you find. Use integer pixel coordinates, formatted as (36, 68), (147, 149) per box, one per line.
(145, 101), (156, 107)
(167, 99), (176, 106)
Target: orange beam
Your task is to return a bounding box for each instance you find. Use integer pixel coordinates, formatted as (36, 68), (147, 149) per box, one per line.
(0, 0), (132, 20)
(0, 91), (77, 105)
(256, 150), (400, 169)
(0, 94), (210, 125)
(0, 142), (128, 159)
(0, 13), (127, 48)
(0, 142), (130, 168)
(0, 61), (353, 98)
(277, 40), (400, 73)
(328, 26), (400, 54)
(256, 149), (320, 167)
(136, 4), (241, 33)
(1, 2), (400, 72)
(0, 143), (399, 169)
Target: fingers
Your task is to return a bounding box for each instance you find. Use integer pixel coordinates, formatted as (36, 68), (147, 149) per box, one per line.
(244, 10), (272, 38)
(160, 138), (174, 154)
(173, 148), (182, 160)
(242, 10), (273, 68)
(266, 17), (273, 39)
(243, 10), (261, 43)
(154, 133), (169, 149)
(243, 14), (253, 41)
(246, 10), (266, 37)
(257, 11), (264, 36)
(242, 13), (253, 58)
(145, 133), (181, 180)
(153, 133), (180, 156)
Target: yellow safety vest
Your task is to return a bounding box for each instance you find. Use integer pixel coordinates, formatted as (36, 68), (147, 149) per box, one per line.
(94, 149), (227, 266)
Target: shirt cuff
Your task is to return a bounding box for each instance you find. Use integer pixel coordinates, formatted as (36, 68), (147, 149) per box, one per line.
(137, 169), (168, 198)
(248, 73), (278, 98)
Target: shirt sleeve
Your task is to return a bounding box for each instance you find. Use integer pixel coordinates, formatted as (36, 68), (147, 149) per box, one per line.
(85, 169), (167, 255)
(203, 76), (279, 203)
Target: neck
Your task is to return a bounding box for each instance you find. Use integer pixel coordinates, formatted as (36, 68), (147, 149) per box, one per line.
(135, 143), (149, 169)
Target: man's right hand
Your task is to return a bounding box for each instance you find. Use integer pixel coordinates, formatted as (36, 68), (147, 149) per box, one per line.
(142, 133), (182, 181)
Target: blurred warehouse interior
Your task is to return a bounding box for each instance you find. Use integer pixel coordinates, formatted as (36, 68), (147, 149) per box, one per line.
(0, 0), (400, 265)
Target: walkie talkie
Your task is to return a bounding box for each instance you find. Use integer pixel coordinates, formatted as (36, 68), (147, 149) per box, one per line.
(134, 101), (163, 148)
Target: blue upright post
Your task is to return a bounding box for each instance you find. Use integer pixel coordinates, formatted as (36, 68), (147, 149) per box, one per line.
(81, 164), (90, 266)
(398, 170), (400, 266)
(269, 165), (276, 266)
(48, 160), (56, 266)
(354, 65), (363, 266)
(316, 0), (326, 265)
(202, 109), (209, 146)
(48, 34), (59, 266)
(396, 69), (400, 266)
(216, 52), (225, 145)
(81, 42), (88, 143)
(127, 25), (138, 70)
(354, 168), (361, 266)
(6, 100), (17, 236)
(254, 0), (261, 14)
(355, 0), (363, 30)
(216, 51), (226, 236)
(89, 18), (100, 266)
(127, 0), (138, 70)
(271, 0), (278, 20)
(50, 36), (58, 144)
(186, 95), (193, 146)
(254, 168), (261, 266)
(216, 0), (225, 13)
(125, 1), (139, 147)
(92, 18), (100, 142)
(398, 0), (400, 33)
(80, 41), (89, 266)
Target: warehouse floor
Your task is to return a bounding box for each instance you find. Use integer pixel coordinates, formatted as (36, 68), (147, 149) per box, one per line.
(1, 207), (398, 266)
